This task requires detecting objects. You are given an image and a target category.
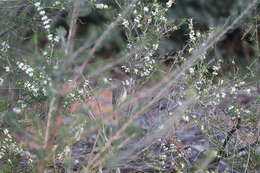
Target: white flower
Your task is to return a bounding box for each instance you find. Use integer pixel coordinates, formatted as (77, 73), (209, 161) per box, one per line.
(21, 103), (27, 108)
(213, 71), (218, 76)
(54, 36), (59, 42)
(166, 0), (175, 8)
(32, 87), (38, 93)
(34, 2), (41, 7)
(13, 107), (21, 114)
(160, 16), (167, 22)
(122, 19), (129, 28)
(0, 78), (3, 86)
(18, 62), (22, 68)
(64, 146), (71, 154)
(134, 17), (140, 23)
(3, 129), (9, 135)
(43, 20), (50, 25)
(26, 67), (33, 73)
(44, 24), (51, 29)
(196, 32), (201, 37)
(189, 67), (194, 74)
(41, 16), (48, 21)
(144, 56), (150, 61)
(78, 89), (84, 95)
(152, 43), (159, 50)
(143, 7), (149, 12)
(48, 34), (53, 40)
(228, 105), (234, 110)
(200, 55), (206, 60)
(42, 88), (47, 96)
(37, 6), (43, 11)
(147, 18), (152, 24)
(213, 65), (220, 71)
(182, 115), (189, 122)
(122, 80), (130, 86)
(103, 77), (108, 83)
(231, 87), (236, 94)
(43, 80), (48, 85)
(24, 81), (31, 87)
(83, 80), (89, 87)
(39, 10), (45, 16)
(239, 81), (245, 85)
(21, 65), (27, 71)
(4, 66), (10, 72)
(95, 3), (108, 9)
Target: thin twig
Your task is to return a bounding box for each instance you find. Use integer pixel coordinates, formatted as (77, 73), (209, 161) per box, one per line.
(66, 0), (81, 55)
(43, 98), (56, 149)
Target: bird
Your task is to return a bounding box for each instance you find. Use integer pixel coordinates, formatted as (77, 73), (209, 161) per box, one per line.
(70, 78), (133, 126)
(112, 78), (135, 124)
(112, 82), (128, 110)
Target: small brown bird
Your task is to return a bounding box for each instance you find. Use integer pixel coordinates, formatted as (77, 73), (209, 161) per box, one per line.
(112, 82), (128, 110)
(112, 79), (135, 124)
(70, 79), (133, 126)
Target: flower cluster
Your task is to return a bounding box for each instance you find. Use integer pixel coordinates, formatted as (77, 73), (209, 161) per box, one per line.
(95, 3), (108, 9)
(166, 0), (175, 8)
(17, 61), (34, 77)
(0, 41), (10, 86)
(0, 41), (10, 52)
(187, 18), (203, 53)
(52, 1), (66, 10)
(138, 55), (156, 77)
(119, 0), (177, 78)
(34, 2), (59, 43)
(34, 2), (51, 31)
(146, 138), (187, 171)
(212, 59), (223, 76)
(0, 129), (32, 163)
(122, 51), (157, 77)
(188, 18), (196, 42)
(16, 61), (50, 98)
(24, 81), (45, 97)
(64, 80), (90, 108)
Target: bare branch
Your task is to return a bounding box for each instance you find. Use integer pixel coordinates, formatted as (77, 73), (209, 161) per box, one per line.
(66, 0), (81, 55)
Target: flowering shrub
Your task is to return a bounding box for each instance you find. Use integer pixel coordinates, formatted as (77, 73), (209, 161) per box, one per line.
(0, 129), (33, 172)
(0, 0), (259, 172)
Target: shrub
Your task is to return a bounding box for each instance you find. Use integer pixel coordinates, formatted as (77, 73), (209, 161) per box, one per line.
(0, 0), (259, 172)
